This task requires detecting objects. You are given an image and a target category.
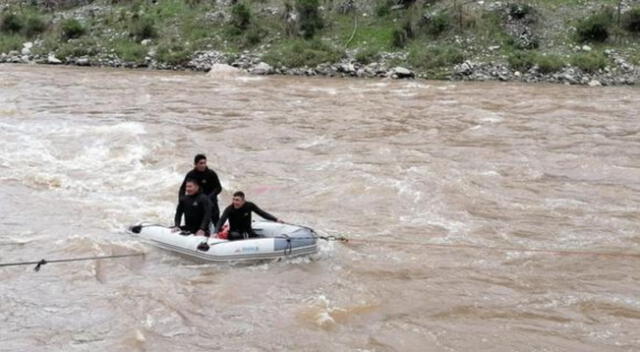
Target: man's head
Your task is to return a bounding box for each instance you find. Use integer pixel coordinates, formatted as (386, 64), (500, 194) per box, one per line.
(194, 154), (207, 172)
(232, 191), (246, 208)
(185, 179), (200, 196)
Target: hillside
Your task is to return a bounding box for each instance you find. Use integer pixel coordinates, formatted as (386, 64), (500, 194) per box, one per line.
(1, 0), (640, 85)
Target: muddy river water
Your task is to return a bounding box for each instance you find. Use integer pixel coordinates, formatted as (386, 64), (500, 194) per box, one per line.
(1, 64), (639, 351)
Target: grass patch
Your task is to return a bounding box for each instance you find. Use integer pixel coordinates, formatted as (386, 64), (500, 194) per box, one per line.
(112, 39), (147, 62)
(508, 50), (565, 73)
(408, 44), (464, 71)
(263, 39), (344, 68)
(0, 33), (25, 53)
(156, 42), (192, 65)
(54, 37), (98, 58)
(570, 51), (607, 72)
(355, 46), (381, 64)
(1, 8), (49, 38)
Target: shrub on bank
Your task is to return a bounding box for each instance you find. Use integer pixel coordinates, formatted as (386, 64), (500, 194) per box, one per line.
(391, 20), (414, 48)
(508, 51), (565, 73)
(355, 47), (381, 64)
(113, 39), (147, 63)
(622, 7), (640, 33)
(575, 10), (613, 43)
(0, 11), (47, 38)
(263, 39), (344, 68)
(156, 42), (192, 66)
(230, 2), (251, 33)
(129, 15), (156, 41)
(296, 0), (324, 39)
(506, 3), (535, 21)
(23, 15), (47, 37)
(54, 38), (98, 58)
(408, 45), (464, 71)
(0, 33), (24, 53)
(570, 51), (607, 73)
(1, 13), (23, 33)
(420, 11), (452, 37)
(375, 0), (394, 17)
(61, 18), (85, 40)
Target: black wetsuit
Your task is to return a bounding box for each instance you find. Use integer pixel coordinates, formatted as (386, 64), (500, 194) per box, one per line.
(174, 192), (212, 235)
(215, 202), (278, 241)
(178, 167), (222, 226)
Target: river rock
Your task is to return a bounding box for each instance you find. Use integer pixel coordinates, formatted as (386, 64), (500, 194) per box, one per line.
(250, 62), (273, 75)
(76, 57), (90, 66)
(588, 79), (602, 87)
(21, 42), (33, 55)
(338, 63), (355, 74)
(47, 54), (62, 64)
(392, 66), (414, 79)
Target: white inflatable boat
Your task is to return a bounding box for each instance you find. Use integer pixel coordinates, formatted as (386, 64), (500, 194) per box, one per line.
(128, 221), (318, 262)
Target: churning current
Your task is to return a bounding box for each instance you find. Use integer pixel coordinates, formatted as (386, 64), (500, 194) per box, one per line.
(1, 64), (639, 351)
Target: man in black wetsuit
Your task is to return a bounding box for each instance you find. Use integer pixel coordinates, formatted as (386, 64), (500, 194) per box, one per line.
(173, 179), (211, 236)
(179, 154), (222, 228)
(215, 191), (284, 241)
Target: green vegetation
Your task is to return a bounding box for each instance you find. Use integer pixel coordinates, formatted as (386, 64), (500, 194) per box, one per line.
(230, 2), (251, 33)
(1, 13), (23, 33)
(263, 39), (343, 68)
(622, 7), (640, 33)
(355, 47), (380, 65)
(296, 0), (324, 39)
(112, 39), (147, 63)
(156, 42), (191, 65)
(507, 51), (565, 73)
(408, 44), (464, 71)
(1, 9), (48, 37)
(0, 33), (23, 53)
(570, 51), (607, 73)
(575, 9), (614, 43)
(129, 15), (157, 41)
(1, 0), (640, 80)
(61, 18), (86, 40)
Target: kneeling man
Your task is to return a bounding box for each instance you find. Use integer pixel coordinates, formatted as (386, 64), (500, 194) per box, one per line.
(215, 191), (283, 241)
(173, 179), (211, 236)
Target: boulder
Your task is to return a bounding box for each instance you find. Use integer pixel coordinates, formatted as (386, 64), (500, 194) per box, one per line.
(21, 42), (33, 55)
(47, 54), (62, 64)
(392, 66), (414, 79)
(76, 57), (90, 66)
(588, 79), (602, 87)
(250, 62), (273, 75)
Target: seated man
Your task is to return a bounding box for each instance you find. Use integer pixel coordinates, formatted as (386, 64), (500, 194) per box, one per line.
(215, 191), (283, 241)
(173, 179), (211, 236)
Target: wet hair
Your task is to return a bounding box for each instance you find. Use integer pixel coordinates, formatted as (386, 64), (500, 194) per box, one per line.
(185, 178), (200, 187)
(194, 154), (207, 164)
(233, 191), (245, 199)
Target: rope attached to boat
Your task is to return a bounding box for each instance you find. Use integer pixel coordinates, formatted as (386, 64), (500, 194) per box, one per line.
(0, 252), (145, 272)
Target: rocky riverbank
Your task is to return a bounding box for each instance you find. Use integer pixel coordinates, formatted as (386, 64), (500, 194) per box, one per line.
(2, 0), (640, 85)
(3, 44), (639, 86)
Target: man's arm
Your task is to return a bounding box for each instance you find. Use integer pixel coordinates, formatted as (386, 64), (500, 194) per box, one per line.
(209, 170), (222, 196)
(174, 200), (184, 228)
(215, 206), (230, 233)
(199, 196), (212, 231)
(250, 202), (278, 222)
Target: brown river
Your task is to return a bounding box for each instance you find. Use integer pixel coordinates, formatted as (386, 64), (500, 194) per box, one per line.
(1, 64), (639, 351)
